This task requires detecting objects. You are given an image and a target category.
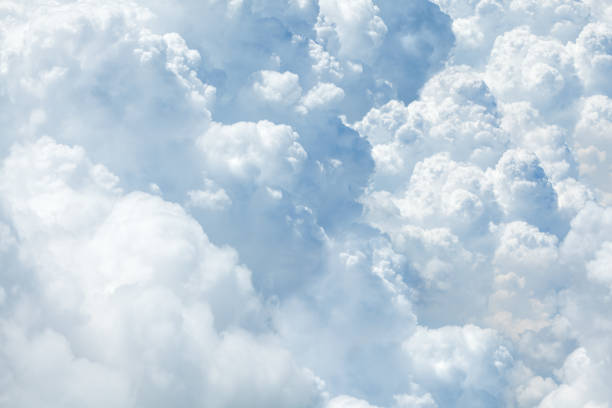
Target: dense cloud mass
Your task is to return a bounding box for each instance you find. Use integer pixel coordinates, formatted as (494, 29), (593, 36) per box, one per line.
(0, 0), (611, 407)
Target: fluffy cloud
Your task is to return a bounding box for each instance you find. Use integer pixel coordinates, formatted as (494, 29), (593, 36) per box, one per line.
(0, 0), (214, 197)
(0, 137), (323, 407)
(402, 325), (513, 406)
(491, 149), (561, 233)
(353, 65), (508, 188)
(573, 95), (612, 195)
(574, 22), (612, 96)
(252, 70), (303, 105)
(298, 81), (345, 113)
(485, 27), (581, 115)
(350, 1), (612, 404)
(187, 178), (232, 211)
(2, 0), (612, 407)
(197, 120), (307, 187)
(432, 0), (591, 65)
(316, 0), (388, 61)
(327, 395), (381, 408)
(538, 348), (611, 408)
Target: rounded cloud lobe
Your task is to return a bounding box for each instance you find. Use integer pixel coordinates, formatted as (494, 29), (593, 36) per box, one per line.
(0, 137), (323, 408)
(1, 0), (612, 407)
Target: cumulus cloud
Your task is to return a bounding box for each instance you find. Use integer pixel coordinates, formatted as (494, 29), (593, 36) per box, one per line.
(352, 65), (508, 187)
(485, 26), (581, 116)
(574, 22), (612, 96)
(402, 325), (513, 406)
(187, 178), (232, 211)
(252, 70), (303, 105)
(298, 81), (345, 113)
(538, 348), (611, 408)
(573, 95), (612, 195)
(316, 0), (388, 61)
(327, 395), (381, 408)
(0, 137), (323, 407)
(349, 0), (612, 404)
(2, 0), (612, 407)
(197, 120), (307, 187)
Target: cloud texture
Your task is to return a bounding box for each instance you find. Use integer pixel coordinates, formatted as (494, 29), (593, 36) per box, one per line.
(0, 0), (611, 407)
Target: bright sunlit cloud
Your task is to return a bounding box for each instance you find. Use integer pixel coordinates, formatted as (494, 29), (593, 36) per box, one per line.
(1, 0), (611, 407)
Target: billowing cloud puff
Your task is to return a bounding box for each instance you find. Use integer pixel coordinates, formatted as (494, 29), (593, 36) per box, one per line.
(587, 241), (612, 292)
(387, 153), (495, 235)
(353, 65), (508, 190)
(253, 70), (303, 105)
(0, 0), (215, 196)
(402, 325), (513, 406)
(327, 395), (381, 408)
(197, 120), (307, 187)
(2, 0), (612, 407)
(538, 348), (611, 408)
(491, 149), (560, 233)
(573, 22), (612, 96)
(0, 137), (323, 407)
(432, 0), (591, 64)
(187, 178), (232, 211)
(299, 81), (345, 113)
(573, 95), (612, 194)
(485, 27), (581, 115)
(316, 0), (387, 61)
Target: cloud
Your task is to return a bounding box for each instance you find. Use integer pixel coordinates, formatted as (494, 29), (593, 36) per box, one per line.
(2, 0), (612, 407)
(574, 22), (612, 97)
(573, 95), (612, 195)
(353, 65), (508, 188)
(0, 136), (323, 407)
(432, 0), (591, 65)
(252, 70), (303, 105)
(538, 348), (611, 408)
(187, 178), (232, 211)
(586, 241), (612, 292)
(327, 395), (381, 408)
(402, 324), (513, 406)
(316, 0), (388, 61)
(485, 27), (581, 115)
(491, 149), (561, 233)
(0, 0), (214, 198)
(197, 120), (307, 187)
(298, 81), (345, 113)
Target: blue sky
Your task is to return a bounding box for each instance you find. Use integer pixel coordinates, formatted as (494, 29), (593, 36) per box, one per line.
(1, 0), (612, 407)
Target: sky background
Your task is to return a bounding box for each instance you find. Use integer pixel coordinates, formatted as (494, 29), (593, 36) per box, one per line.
(1, 0), (612, 407)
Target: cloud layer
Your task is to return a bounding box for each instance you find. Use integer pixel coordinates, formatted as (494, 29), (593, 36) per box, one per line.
(1, 0), (611, 407)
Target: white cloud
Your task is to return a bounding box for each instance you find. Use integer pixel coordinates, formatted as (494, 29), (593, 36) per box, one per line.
(187, 178), (232, 211)
(0, 136), (323, 407)
(393, 393), (438, 408)
(516, 375), (557, 408)
(573, 22), (612, 97)
(402, 325), (513, 404)
(491, 149), (560, 233)
(432, 0), (591, 65)
(538, 348), (611, 408)
(485, 26), (580, 115)
(309, 40), (344, 80)
(573, 95), (612, 194)
(252, 70), (302, 105)
(316, 0), (387, 61)
(327, 395), (380, 408)
(353, 65), (508, 188)
(586, 241), (612, 292)
(2, 0), (612, 406)
(298, 81), (345, 113)
(197, 120), (307, 187)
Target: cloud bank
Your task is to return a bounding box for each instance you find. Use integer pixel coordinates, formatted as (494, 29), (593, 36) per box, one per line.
(1, 0), (611, 407)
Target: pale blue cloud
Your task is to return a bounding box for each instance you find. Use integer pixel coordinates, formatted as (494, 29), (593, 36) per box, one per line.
(1, 1), (612, 407)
